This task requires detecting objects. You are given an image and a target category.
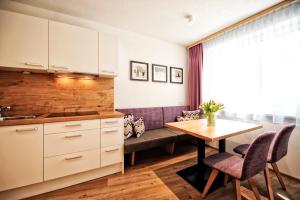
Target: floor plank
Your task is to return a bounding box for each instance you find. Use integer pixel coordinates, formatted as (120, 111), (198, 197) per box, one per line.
(27, 142), (300, 200)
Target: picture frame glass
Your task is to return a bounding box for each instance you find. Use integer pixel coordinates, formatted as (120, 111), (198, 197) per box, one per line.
(152, 65), (167, 82)
(171, 67), (183, 83)
(131, 62), (148, 81)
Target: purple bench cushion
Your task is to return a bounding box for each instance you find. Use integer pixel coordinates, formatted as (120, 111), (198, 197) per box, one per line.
(124, 128), (177, 153)
(163, 106), (190, 124)
(117, 107), (164, 130)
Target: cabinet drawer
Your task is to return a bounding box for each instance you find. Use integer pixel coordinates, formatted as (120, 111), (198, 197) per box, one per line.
(44, 129), (100, 157)
(44, 149), (100, 181)
(101, 127), (123, 147)
(101, 145), (123, 167)
(44, 119), (100, 134)
(101, 118), (123, 128)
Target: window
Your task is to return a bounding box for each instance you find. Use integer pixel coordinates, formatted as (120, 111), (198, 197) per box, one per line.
(203, 2), (300, 122)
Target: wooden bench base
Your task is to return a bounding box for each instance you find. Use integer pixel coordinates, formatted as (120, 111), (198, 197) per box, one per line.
(128, 142), (176, 166)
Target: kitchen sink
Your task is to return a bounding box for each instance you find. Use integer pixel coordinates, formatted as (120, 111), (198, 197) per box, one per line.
(0, 115), (41, 120)
(46, 111), (99, 118)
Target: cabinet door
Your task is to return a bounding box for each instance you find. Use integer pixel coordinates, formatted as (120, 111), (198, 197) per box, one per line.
(49, 21), (98, 74)
(99, 32), (118, 77)
(0, 124), (43, 191)
(0, 10), (48, 71)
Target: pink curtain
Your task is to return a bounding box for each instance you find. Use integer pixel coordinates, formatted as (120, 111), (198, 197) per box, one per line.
(188, 44), (203, 110)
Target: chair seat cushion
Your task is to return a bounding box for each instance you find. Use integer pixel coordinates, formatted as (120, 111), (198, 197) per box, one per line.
(204, 152), (244, 179)
(124, 128), (177, 154)
(233, 144), (250, 156)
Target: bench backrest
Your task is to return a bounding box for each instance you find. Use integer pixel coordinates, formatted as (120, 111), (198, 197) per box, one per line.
(117, 106), (190, 130)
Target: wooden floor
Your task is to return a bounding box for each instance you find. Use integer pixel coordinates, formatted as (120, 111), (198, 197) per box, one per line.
(27, 142), (300, 200)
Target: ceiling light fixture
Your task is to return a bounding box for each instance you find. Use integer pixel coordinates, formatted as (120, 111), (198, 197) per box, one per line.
(185, 14), (195, 25)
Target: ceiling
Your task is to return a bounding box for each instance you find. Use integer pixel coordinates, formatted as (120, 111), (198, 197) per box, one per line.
(13, 0), (282, 46)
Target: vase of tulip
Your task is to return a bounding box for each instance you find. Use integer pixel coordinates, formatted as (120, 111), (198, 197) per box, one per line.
(200, 100), (224, 126)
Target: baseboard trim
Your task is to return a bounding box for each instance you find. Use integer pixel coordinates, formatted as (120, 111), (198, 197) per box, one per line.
(268, 165), (300, 182)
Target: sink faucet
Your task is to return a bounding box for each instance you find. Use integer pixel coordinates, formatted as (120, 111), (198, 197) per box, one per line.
(0, 106), (11, 117)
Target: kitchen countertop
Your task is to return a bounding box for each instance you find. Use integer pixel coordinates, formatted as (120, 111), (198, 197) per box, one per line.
(0, 111), (124, 126)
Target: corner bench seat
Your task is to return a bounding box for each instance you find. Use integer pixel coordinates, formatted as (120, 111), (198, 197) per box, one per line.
(125, 128), (181, 154)
(117, 106), (195, 166)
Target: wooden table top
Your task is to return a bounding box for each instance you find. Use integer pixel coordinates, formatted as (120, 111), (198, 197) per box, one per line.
(165, 119), (262, 142)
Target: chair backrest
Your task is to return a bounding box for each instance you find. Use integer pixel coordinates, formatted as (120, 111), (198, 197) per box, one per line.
(241, 132), (275, 180)
(269, 124), (296, 163)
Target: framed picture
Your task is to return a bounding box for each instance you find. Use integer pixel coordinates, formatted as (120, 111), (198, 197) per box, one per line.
(152, 64), (167, 83)
(130, 61), (149, 81)
(170, 67), (183, 84)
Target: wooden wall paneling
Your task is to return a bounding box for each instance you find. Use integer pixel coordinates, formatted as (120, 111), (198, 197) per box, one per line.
(0, 71), (114, 115)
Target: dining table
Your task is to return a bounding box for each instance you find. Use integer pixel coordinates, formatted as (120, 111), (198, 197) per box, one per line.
(165, 118), (263, 193)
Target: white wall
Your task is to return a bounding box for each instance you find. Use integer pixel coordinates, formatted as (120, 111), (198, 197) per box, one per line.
(116, 34), (187, 108)
(0, 0), (188, 109)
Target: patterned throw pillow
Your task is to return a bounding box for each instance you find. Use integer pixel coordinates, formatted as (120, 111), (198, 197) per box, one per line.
(177, 116), (194, 122)
(182, 110), (201, 120)
(133, 117), (145, 138)
(124, 114), (134, 139)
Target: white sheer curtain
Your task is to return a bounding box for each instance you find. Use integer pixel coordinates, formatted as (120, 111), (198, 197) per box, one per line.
(203, 2), (300, 122)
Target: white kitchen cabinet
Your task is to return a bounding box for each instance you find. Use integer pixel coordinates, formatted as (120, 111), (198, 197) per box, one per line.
(99, 32), (118, 77)
(101, 127), (123, 147)
(44, 129), (100, 157)
(0, 10), (48, 71)
(101, 145), (123, 167)
(49, 21), (98, 74)
(0, 124), (43, 191)
(44, 149), (101, 181)
(100, 117), (124, 167)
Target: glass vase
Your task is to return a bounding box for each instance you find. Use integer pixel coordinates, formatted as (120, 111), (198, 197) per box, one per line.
(207, 113), (216, 126)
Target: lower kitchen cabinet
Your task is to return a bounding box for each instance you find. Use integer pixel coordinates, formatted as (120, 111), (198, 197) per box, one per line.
(101, 145), (123, 167)
(0, 117), (124, 195)
(44, 149), (101, 181)
(0, 124), (43, 191)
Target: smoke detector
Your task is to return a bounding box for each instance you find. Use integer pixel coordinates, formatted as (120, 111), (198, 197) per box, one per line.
(185, 14), (195, 25)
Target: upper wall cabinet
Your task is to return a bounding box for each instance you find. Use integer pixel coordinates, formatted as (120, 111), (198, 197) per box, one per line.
(99, 32), (118, 77)
(49, 21), (98, 75)
(0, 10), (48, 71)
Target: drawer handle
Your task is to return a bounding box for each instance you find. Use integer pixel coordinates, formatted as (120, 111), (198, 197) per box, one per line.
(65, 155), (82, 160)
(104, 121), (118, 124)
(65, 134), (82, 138)
(24, 62), (45, 68)
(51, 65), (70, 70)
(65, 124), (82, 127)
(101, 70), (114, 74)
(105, 148), (119, 152)
(103, 130), (118, 133)
(16, 127), (38, 132)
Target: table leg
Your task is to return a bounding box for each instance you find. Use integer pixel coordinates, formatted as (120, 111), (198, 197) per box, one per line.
(219, 139), (226, 152)
(197, 138), (206, 172)
(177, 138), (225, 193)
(219, 139), (229, 186)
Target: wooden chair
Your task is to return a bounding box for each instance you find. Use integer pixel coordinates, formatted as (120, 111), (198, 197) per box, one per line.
(202, 132), (275, 200)
(234, 124), (295, 191)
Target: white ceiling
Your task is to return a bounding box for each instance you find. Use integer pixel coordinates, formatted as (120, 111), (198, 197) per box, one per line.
(13, 0), (282, 46)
